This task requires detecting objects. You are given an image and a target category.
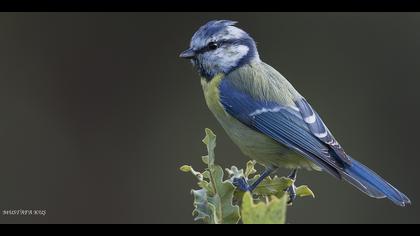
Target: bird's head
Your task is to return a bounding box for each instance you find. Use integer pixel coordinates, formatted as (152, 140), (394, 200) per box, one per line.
(180, 20), (260, 80)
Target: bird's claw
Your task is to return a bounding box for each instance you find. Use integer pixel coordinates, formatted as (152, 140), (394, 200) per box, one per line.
(233, 168), (298, 204)
(285, 169), (298, 205)
(233, 177), (251, 192)
(286, 183), (297, 204)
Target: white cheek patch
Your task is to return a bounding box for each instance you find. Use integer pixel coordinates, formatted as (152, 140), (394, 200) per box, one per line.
(217, 45), (249, 71)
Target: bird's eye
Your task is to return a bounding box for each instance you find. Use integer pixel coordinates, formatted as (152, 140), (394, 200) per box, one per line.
(207, 42), (218, 50)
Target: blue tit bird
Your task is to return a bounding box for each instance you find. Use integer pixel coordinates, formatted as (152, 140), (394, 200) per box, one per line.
(180, 20), (410, 206)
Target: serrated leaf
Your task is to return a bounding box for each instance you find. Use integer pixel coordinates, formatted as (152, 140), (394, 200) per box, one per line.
(208, 165), (240, 224)
(296, 185), (315, 198)
(245, 160), (257, 178)
(241, 192), (287, 224)
(190, 128), (240, 224)
(191, 189), (211, 223)
(184, 128), (316, 224)
(245, 162), (257, 179)
(202, 128), (216, 168)
(226, 166), (244, 180)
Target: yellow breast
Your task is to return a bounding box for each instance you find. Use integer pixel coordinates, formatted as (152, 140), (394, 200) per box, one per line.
(201, 74), (226, 117)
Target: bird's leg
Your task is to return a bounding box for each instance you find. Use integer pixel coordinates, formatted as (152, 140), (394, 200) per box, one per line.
(285, 169), (298, 204)
(233, 167), (275, 192)
(249, 168), (275, 191)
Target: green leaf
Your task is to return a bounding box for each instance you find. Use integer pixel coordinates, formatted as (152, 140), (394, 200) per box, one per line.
(192, 189), (212, 223)
(183, 128), (316, 224)
(202, 128), (216, 168)
(190, 164), (240, 224)
(202, 155), (209, 165)
(208, 165), (240, 224)
(226, 166), (244, 180)
(241, 192), (287, 224)
(198, 180), (213, 193)
(180, 165), (192, 172)
(252, 176), (294, 196)
(245, 160), (257, 178)
(180, 165), (203, 181)
(296, 185), (315, 198)
(202, 170), (211, 180)
(190, 128), (240, 224)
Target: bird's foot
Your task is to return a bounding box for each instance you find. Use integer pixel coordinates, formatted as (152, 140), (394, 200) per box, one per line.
(233, 177), (251, 192)
(233, 168), (275, 192)
(286, 183), (297, 205)
(285, 169), (298, 205)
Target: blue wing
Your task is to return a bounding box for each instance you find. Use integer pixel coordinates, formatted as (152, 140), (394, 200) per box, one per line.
(218, 77), (411, 206)
(219, 78), (344, 178)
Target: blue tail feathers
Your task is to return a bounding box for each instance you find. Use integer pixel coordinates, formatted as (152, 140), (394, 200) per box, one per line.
(341, 157), (411, 207)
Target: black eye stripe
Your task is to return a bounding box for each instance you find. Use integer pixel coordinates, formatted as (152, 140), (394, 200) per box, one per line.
(195, 43), (219, 54)
(195, 39), (236, 55)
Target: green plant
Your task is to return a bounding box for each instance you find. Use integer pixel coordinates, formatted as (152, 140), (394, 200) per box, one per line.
(180, 128), (314, 224)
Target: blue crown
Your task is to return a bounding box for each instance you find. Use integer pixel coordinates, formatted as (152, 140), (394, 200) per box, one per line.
(193, 20), (238, 40)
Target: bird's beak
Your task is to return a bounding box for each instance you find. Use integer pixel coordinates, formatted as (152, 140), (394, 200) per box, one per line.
(179, 48), (196, 59)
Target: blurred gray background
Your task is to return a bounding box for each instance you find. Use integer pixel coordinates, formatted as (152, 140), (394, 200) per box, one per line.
(0, 12), (419, 224)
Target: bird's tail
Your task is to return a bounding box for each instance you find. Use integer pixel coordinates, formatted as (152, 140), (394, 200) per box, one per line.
(341, 157), (411, 207)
